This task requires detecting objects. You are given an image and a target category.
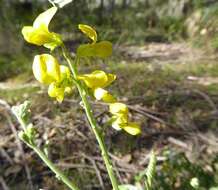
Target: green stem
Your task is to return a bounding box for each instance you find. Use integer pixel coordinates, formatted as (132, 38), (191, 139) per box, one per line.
(62, 45), (119, 190)
(30, 145), (80, 190)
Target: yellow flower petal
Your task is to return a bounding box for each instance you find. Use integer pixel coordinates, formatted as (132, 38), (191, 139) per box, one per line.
(77, 41), (112, 58)
(109, 102), (128, 116)
(93, 88), (116, 103)
(60, 65), (71, 79)
(122, 122), (141, 135)
(33, 7), (58, 28)
(111, 114), (128, 130)
(64, 86), (73, 94)
(103, 73), (116, 88)
(111, 122), (122, 131)
(78, 24), (97, 43)
(32, 54), (60, 84)
(78, 70), (107, 89)
(48, 82), (65, 102)
(78, 70), (116, 89)
(22, 26), (49, 46)
(21, 7), (62, 49)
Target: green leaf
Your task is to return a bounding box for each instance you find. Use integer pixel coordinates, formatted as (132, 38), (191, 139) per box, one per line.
(26, 124), (37, 140)
(18, 131), (30, 144)
(145, 150), (156, 190)
(12, 101), (31, 126)
(77, 41), (112, 58)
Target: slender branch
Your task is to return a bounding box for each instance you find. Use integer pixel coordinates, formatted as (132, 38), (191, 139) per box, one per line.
(30, 145), (80, 190)
(13, 103), (80, 190)
(61, 45), (120, 190)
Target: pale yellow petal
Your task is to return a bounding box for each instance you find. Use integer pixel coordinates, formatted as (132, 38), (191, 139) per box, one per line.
(42, 54), (61, 81)
(122, 122), (141, 135)
(111, 122), (122, 131)
(22, 26), (49, 45)
(22, 25), (62, 49)
(32, 55), (48, 84)
(109, 102), (128, 115)
(43, 31), (63, 50)
(32, 54), (60, 84)
(78, 70), (115, 89)
(102, 73), (116, 88)
(33, 7), (58, 28)
(21, 7), (62, 49)
(93, 88), (116, 103)
(48, 82), (65, 102)
(111, 115), (128, 131)
(60, 65), (71, 79)
(64, 86), (73, 94)
(78, 70), (108, 89)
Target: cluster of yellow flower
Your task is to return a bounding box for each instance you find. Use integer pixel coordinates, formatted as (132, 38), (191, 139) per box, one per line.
(21, 7), (141, 135)
(32, 54), (73, 102)
(22, 7), (71, 102)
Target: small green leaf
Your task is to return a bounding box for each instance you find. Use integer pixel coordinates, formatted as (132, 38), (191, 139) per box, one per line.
(145, 150), (156, 190)
(12, 101), (31, 127)
(18, 131), (30, 144)
(77, 41), (112, 58)
(26, 124), (37, 140)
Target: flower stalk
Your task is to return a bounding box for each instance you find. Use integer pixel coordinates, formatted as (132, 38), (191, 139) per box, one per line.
(61, 45), (120, 190)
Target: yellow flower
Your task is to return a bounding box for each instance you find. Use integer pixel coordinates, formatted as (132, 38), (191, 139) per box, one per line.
(48, 82), (65, 103)
(111, 114), (128, 130)
(109, 102), (128, 116)
(32, 54), (73, 102)
(78, 70), (116, 89)
(93, 88), (116, 103)
(78, 24), (97, 43)
(48, 65), (73, 102)
(32, 54), (61, 85)
(22, 7), (62, 50)
(112, 117), (141, 135)
(47, 75), (73, 102)
(77, 24), (112, 58)
(109, 102), (141, 135)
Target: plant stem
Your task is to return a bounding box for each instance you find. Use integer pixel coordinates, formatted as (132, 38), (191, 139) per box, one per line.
(30, 145), (80, 190)
(62, 45), (120, 190)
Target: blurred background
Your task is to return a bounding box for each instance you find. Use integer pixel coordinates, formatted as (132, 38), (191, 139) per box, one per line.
(1, 0), (218, 189)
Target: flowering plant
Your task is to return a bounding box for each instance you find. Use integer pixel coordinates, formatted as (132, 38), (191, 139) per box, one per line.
(13, 6), (143, 190)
